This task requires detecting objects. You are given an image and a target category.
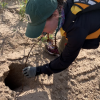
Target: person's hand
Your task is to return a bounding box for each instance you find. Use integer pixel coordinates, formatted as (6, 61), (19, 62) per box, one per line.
(22, 66), (36, 78)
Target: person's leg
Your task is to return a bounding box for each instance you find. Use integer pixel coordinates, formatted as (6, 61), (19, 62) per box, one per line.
(58, 36), (68, 54)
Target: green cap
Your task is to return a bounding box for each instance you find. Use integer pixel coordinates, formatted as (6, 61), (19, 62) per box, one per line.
(25, 0), (57, 38)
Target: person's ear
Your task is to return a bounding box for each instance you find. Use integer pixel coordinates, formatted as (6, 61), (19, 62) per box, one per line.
(52, 9), (59, 18)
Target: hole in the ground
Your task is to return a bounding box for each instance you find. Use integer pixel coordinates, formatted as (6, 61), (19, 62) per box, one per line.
(3, 63), (28, 90)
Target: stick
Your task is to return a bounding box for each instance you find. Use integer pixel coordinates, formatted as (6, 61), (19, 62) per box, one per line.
(54, 35), (57, 48)
(21, 37), (42, 91)
(24, 37), (42, 67)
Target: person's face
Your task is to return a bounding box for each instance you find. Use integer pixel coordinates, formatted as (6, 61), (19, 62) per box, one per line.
(43, 9), (59, 34)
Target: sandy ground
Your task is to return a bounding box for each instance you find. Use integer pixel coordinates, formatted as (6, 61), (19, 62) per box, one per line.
(0, 1), (100, 100)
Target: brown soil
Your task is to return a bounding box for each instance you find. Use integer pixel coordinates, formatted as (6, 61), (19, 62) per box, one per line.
(0, 0), (100, 100)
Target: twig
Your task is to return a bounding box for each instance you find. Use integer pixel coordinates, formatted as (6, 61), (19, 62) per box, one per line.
(47, 33), (49, 41)
(24, 37), (42, 67)
(0, 38), (7, 55)
(21, 37), (42, 91)
(22, 38), (29, 64)
(55, 35), (57, 47)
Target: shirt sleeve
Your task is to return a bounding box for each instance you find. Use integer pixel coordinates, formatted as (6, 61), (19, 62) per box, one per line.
(49, 26), (88, 73)
(40, 9), (100, 75)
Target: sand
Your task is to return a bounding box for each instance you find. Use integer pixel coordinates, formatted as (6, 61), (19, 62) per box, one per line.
(0, 0), (100, 100)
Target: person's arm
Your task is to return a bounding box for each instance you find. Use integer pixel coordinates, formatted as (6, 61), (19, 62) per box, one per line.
(23, 26), (88, 78)
(23, 27), (88, 77)
(41, 27), (88, 74)
(23, 9), (100, 77)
